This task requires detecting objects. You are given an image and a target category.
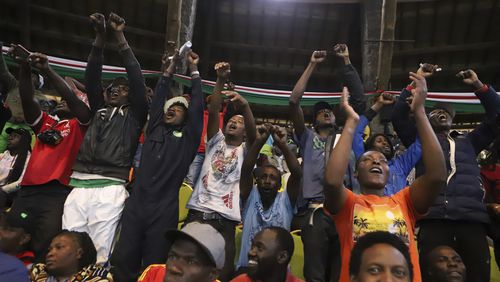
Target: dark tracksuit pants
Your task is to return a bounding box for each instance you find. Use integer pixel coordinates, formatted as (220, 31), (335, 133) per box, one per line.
(111, 195), (179, 282)
(299, 207), (341, 282)
(9, 180), (70, 262)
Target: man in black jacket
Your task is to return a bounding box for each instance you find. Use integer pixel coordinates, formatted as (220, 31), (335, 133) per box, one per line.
(61, 12), (148, 264)
(111, 49), (204, 282)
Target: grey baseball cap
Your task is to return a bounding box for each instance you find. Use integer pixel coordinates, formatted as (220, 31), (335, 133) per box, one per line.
(165, 222), (225, 269)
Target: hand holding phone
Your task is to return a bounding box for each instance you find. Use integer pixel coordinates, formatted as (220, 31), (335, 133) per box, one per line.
(8, 44), (31, 62)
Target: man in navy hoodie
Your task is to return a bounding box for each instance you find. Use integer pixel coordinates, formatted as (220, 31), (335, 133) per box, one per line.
(392, 67), (500, 281)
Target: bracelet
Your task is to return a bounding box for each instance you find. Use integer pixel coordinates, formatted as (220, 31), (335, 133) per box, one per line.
(191, 71), (200, 76)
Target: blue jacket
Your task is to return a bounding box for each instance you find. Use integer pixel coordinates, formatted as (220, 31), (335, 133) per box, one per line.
(392, 85), (500, 223)
(0, 252), (28, 282)
(353, 115), (422, 196)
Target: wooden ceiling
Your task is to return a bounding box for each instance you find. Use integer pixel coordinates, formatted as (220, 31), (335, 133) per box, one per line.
(1, 0), (499, 122)
(390, 0), (500, 91)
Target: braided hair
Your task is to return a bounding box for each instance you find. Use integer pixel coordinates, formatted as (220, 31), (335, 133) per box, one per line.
(55, 230), (97, 269)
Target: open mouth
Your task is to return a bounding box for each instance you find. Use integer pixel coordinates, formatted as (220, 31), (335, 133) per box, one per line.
(166, 111), (175, 119)
(438, 114), (447, 122)
(248, 259), (258, 267)
(369, 167), (382, 174)
(110, 91), (119, 98)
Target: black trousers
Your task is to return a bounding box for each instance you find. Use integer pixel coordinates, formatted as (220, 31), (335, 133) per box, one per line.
(111, 196), (179, 282)
(184, 210), (237, 282)
(9, 181), (70, 262)
(298, 208), (341, 282)
(418, 219), (490, 282)
(487, 219), (500, 269)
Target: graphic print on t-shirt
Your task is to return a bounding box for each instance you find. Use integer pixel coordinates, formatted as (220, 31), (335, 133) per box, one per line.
(210, 145), (239, 180)
(222, 191), (233, 208)
(352, 203), (409, 244)
(312, 135), (326, 151)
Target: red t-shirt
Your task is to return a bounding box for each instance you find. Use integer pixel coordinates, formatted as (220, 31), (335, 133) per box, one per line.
(230, 272), (304, 282)
(138, 264), (220, 282)
(16, 250), (34, 268)
(481, 164), (500, 203)
(197, 110), (225, 153)
(21, 112), (87, 186)
(328, 187), (422, 282)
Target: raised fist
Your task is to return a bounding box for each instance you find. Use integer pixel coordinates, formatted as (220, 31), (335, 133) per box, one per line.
(215, 62), (231, 79)
(187, 51), (199, 65)
(375, 92), (395, 106)
(456, 69), (483, 89)
(256, 124), (271, 142)
(89, 13), (106, 34)
(416, 63), (440, 78)
(310, 51), (327, 63)
(333, 44), (349, 58)
(108, 12), (126, 32)
(271, 126), (287, 145)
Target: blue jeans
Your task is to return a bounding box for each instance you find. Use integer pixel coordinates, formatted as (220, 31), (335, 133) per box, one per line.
(184, 152), (205, 187)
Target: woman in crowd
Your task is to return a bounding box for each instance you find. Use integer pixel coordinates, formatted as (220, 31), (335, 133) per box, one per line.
(0, 127), (31, 208)
(30, 230), (112, 282)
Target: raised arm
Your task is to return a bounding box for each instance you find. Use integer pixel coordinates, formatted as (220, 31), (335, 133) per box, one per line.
(184, 51), (204, 135)
(353, 93), (395, 159)
(109, 12), (147, 125)
(0, 42), (18, 95)
(334, 44), (366, 114)
(147, 52), (177, 132)
(222, 90), (256, 145)
(458, 70), (500, 154)
(458, 70), (500, 122)
(289, 51), (327, 137)
(29, 53), (91, 123)
(157, 51), (178, 101)
(240, 124), (271, 202)
(272, 125), (302, 206)
(85, 13), (106, 113)
(65, 77), (86, 93)
(9, 45), (40, 125)
(207, 62), (230, 141)
(324, 87), (359, 214)
(392, 63), (439, 147)
(408, 73), (447, 214)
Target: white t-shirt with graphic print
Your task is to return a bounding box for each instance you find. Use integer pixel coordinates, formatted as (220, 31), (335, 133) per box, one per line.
(187, 130), (246, 222)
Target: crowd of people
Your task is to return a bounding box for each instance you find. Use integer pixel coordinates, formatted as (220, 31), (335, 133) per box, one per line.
(0, 12), (499, 282)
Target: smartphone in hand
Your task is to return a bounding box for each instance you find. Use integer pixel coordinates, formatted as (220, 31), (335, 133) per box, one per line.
(9, 44), (31, 61)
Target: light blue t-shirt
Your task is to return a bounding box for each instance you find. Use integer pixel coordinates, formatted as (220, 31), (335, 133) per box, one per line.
(237, 186), (293, 268)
